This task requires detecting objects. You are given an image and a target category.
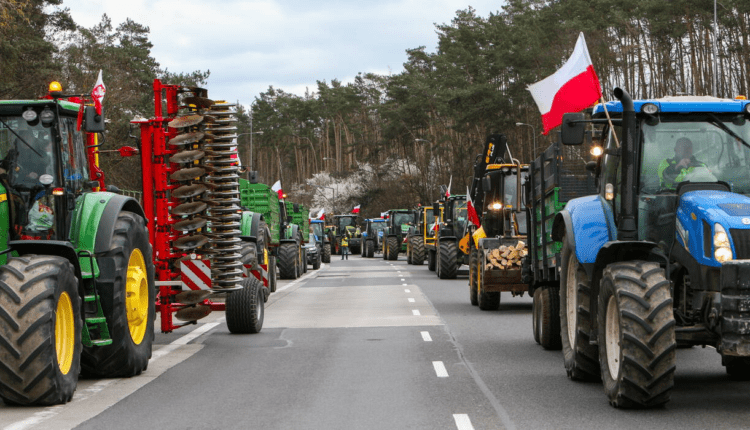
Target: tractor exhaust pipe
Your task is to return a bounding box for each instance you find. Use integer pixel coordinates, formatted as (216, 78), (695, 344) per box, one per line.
(613, 87), (638, 240)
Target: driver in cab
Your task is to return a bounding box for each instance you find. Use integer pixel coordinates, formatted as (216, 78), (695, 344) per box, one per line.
(657, 137), (707, 189)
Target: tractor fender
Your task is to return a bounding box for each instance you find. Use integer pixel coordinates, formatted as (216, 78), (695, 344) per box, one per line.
(240, 211), (264, 241)
(552, 195), (616, 267)
(9, 240), (84, 283)
(70, 192), (145, 255)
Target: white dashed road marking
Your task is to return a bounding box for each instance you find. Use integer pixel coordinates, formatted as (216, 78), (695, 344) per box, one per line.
(433, 361), (449, 377)
(412, 309), (421, 316)
(421, 331), (432, 342)
(453, 414), (475, 430)
(408, 298), (415, 303)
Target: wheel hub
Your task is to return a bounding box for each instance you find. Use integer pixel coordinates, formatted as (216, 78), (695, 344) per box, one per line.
(126, 248), (149, 345)
(605, 295), (621, 380)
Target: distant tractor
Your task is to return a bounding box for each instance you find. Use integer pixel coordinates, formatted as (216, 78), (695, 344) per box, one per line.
(310, 219), (331, 263)
(332, 214), (361, 254)
(406, 206), (433, 265)
(361, 218), (386, 258)
(383, 209), (416, 260)
(428, 196), (469, 279)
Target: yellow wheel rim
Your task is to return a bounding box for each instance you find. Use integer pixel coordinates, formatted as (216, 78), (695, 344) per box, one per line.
(55, 292), (75, 375)
(264, 248), (269, 266)
(126, 248), (149, 345)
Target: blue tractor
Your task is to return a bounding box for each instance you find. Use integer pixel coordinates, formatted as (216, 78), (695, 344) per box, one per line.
(555, 88), (750, 408)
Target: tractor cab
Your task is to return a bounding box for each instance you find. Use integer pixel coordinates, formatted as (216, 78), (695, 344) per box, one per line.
(481, 164), (529, 237)
(0, 97), (95, 241)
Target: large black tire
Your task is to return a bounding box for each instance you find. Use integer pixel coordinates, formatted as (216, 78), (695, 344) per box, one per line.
(539, 287), (562, 350)
(560, 237), (600, 380)
(406, 238), (413, 264)
(412, 236), (425, 265)
(0, 256), (82, 406)
(722, 355), (750, 379)
(268, 256), (277, 293)
(438, 240), (458, 279)
(598, 261), (675, 408)
(469, 248), (478, 306)
(277, 243), (298, 279)
(387, 236), (399, 261)
(477, 254), (500, 310)
(226, 277), (264, 334)
(82, 212), (155, 378)
(366, 240), (374, 258)
(322, 243), (331, 263)
(427, 249), (436, 271)
(361, 241), (366, 257)
(301, 247), (308, 274)
(532, 288), (541, 344)
(313, 253), (321, 270)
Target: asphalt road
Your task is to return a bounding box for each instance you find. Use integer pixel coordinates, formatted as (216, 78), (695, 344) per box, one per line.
(2, 253), (750, 429)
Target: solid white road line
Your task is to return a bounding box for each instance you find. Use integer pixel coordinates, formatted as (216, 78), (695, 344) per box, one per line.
(412, 309), (421, 316)
(432, 361), (449, 377)
(421, 331), (432, 342)
(408, 298), (415, 303)
(453, 414), (475, 430)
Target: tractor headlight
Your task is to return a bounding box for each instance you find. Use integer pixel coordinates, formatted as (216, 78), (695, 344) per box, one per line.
(491, 202), (503, 210)
(641, 103), (659, 114)
(590, 146), (603, 157)
(714, 224), (733, 262)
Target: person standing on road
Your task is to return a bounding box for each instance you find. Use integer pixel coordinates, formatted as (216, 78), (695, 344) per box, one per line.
(341, 232), (350, 260)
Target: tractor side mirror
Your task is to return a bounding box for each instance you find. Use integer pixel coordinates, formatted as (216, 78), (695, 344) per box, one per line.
(432, 207), (439, 218)
(84, 106), (105, 133)
(482, 175), (492, 192)
(561, 112), (585, 145)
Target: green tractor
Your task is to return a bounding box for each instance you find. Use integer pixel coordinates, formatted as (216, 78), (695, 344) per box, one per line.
(382, 209), (416, 261)
(0, 82), (154, 405)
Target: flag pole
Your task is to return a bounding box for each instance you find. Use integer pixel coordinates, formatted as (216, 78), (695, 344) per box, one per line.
(599, 94), (620, 148)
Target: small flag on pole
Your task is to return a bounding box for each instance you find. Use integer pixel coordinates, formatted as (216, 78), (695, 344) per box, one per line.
(271, 180), (283, 199)
(352, 205), (360, 214)
(466, 187), (480, 227)
(91, 70), (106, 116)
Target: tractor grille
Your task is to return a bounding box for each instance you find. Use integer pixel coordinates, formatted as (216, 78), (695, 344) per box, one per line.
(730, 228), (750, 259)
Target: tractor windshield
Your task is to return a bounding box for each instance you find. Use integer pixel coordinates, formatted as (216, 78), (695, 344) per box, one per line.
(337, 217), (355, 229)
(0, 118), (58, 190)
(640, 116), (750, 194)
(454, 200), (468, 237)
(311, 222), (323, 238)
(392, 213), (413, 229)
(370, 221), (385, 233)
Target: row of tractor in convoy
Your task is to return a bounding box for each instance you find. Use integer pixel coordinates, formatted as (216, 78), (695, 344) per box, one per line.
(394, 89), (750, 409)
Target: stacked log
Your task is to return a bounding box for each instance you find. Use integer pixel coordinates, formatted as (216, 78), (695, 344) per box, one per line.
(485, 241), (527, 270)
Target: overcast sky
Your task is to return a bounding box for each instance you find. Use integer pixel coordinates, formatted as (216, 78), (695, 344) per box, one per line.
(61, 0), (504, 106)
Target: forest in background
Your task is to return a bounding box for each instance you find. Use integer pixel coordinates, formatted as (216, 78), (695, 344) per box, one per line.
(3, 0), (750, 219)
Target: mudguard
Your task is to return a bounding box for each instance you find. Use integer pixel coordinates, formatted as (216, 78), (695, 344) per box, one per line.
(552, 195), (616, 265)
(69, 192), (145, 277)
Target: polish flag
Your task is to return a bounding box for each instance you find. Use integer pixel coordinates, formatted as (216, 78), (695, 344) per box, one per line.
(352, 205), (360, 214)
(466, 187), (480, 227)
(315, 208), (325, 219)
(527, 32), (602, 135)
(91, 70), (106, 115)
(445, 175), (452, 198)
(271, 180), (283, 199)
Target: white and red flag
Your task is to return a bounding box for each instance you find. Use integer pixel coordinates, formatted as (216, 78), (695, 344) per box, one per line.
(445, 175), (452, 198)
(466, 187), (481, 227)
(352, 205), (361, 214)
(91, 70), (106, 115)
(315, 208), (325, 219)
(527, 32), (602, 135)
(271, 180), (283, 199)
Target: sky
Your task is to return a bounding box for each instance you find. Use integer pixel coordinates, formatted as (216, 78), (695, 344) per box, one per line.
(60, 0), (504, 106)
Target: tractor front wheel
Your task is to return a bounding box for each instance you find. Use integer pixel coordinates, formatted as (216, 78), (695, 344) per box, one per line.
(412, 236), (425, 265)
(322, 243), (331, 263)
(82, 211), (154, 378)
(427, 249), (436, 271)
(469, 249), (479, 306)
(438, 240), (458, 279)
(387, 237), (399, 260)
(598, 261), (675, 408)
(366, 240), (374, 258)
(538, 287), (562, 350)
(277, 243), (298, 279)
(0, 256), (81, 406)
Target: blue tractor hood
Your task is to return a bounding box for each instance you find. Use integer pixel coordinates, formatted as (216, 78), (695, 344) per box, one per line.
(679, 190), (750, 227)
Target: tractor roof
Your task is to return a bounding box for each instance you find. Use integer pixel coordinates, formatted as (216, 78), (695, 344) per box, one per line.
(0, 99), (81, 114)
(593, 96), (750, 116)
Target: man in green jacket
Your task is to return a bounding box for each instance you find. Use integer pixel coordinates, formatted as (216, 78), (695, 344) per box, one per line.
(657, 137), (707, 189)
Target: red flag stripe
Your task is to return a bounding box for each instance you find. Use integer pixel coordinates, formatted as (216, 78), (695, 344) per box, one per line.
(540, 65), (601, 135)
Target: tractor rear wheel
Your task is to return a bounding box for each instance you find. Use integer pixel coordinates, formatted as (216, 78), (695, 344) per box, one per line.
(532, 288), (541, 344)
(0, 256), (81, 406)
(560, 237), (600, 380)
(387, 237), (399, 260)
(598, 261), (675, 408)
(428, 249), (436, 271)
(539, 287), (562, 350)
(438, 240), (458, 279)
(226, 277), (264, 334)
(322, 243), (331, 263)
(469, 249), (479, 306)
(412, 236), (425, 265)
(82, 211), (154, 378)
(277, 243), (298, 279)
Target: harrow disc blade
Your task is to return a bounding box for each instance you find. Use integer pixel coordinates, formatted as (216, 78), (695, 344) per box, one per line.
(175, 304), (212, 321)
(172, 234), (209, 250)
(170, 166), (206, 182)
(172, 183), (208, 199)
(168, 114), (204, 129)
(171, 201), (208, 216)
(183, 96), (214, 109)
(174, 290), (211, 305)
(170, 149), (205, 164)
(172, 217), (207, 232)
(212, 252), (243, 261)
(204, 126), (237, 133)
(168, 131), (205, 147)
